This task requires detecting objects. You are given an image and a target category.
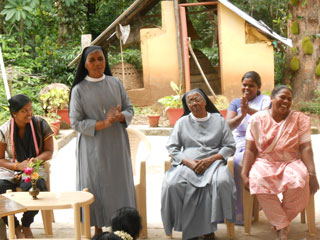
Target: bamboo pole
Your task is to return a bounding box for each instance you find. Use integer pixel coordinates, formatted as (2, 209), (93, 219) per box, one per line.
(0, 47), (11, 100)
(187, 38), (217, 100)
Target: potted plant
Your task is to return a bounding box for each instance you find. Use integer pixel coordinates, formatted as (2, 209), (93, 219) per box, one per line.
(158, 81), (183, 127)
(43, 112), (61, 136)
(209, 95), (229, 118)
(146, 103), (162, 127)
(40, 88), (70, 126)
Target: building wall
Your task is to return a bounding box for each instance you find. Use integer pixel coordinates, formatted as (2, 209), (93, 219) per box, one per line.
(128, 1), (180, 106)
(218, 4), (274, 101)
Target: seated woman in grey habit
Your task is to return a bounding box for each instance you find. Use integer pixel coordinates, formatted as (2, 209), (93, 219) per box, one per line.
(161, 88), (236, 240)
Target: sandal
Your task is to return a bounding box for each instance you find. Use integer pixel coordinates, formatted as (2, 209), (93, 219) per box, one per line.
(202, 232), (215, 240)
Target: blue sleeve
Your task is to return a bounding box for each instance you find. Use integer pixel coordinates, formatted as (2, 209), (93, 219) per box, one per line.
(228, 98), (240, 112)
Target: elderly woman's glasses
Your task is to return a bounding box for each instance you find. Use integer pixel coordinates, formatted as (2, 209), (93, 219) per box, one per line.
(187, 96), (204, 105)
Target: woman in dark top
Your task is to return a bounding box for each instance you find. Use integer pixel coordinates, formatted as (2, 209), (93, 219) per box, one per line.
(0, 94), (54, 238)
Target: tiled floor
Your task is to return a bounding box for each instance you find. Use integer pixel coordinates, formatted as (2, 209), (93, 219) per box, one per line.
(8, 134), (320, 239)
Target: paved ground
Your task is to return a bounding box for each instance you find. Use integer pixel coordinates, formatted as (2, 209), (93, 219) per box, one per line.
(8, 129), (320, 239)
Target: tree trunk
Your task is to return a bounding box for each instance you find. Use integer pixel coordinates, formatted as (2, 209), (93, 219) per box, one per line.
(285, 0), (320, 101)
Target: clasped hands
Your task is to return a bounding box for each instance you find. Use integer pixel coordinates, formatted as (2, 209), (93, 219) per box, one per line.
(183, 157), (212, 175)
(103, 105), (123, 127)
(240, 96), (249, 117)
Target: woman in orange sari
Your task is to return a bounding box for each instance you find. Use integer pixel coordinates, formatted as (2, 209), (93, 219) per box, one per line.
(241, 85), (319, 240)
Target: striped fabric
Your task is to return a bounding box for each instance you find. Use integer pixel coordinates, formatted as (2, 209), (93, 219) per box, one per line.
(245, 110), (311, 229)
(256, 184), (309, 230)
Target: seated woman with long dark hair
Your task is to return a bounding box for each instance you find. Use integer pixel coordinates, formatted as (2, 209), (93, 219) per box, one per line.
(0, 94), (54, 238)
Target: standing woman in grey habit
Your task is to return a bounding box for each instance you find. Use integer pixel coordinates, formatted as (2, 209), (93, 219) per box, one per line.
(69, 45), (135, 237)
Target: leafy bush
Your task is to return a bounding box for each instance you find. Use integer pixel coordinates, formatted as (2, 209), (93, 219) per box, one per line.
(202, 47), (219, 67)
(109, 46), (142, 70)
(158, 81), (183, 109)
(299, 102), (320, 114)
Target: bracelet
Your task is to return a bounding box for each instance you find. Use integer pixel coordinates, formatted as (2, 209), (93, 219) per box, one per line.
(309, 172), (317, 176)
(14, 162), (19, 171)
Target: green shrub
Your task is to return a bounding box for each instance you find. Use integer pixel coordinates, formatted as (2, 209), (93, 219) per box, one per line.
(299, 102), (320, 114)
(302, 37), (313, 55)
(290, 56), (300, 72)
(290, 21), (299, 34)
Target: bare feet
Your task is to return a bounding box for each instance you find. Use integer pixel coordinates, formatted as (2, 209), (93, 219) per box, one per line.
(94, 226), (103, 237)
(22, 227), (34, 238)
(15, 225), (25, 239)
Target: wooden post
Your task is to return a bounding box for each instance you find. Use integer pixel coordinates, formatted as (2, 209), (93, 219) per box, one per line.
(81, 34), (92, 50)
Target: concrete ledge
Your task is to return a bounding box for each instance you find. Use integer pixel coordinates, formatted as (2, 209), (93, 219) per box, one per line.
(130, 125), (172, 136)
(311, 126), (320, 135)
(56, 129), (77, 149)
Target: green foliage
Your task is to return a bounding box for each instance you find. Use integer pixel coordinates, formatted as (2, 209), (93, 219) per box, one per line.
(230, 0), (288, 36)
(290, 0), (300, 6)
(40, 88), (70, 113)
(290, 20), (299, 34)
(262, 90), (271, 96)
(290, 56), (300, 72)
(32, 35), (80, 84)
(109, 46), (142, 70)
(316, 62), (320, 77)
(299, 102), (320, 114)
(1, 0), (34, 23)
(0, 35), (31, 65)
(87, 0), (135, 39)
(299, 87), (320, 114)
(292, 47), (297, 55)
(274, 51), (286, 84)
(302, 36), (313, 55)
(158, 81), (183, 109)
(201, 47), (219, 67)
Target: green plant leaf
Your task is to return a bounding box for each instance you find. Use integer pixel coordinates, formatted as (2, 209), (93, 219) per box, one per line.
(4, 10), (15, 21)
(22, 6), (33, 12)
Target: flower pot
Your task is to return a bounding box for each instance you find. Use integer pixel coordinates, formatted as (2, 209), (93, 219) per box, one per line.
(166, 108), (183, 127)
(57, 109), (70, 126)
(148, 115), (160, 127)
(219, 109), (227, 119)
(50, 120), (61, 136)
(29, 181), (40, 200)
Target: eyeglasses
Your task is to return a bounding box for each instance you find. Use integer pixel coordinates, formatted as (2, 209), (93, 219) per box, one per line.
(187, 96), (204, 105)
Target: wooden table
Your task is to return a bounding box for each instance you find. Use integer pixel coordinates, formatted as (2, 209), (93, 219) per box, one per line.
(3, 190), (94, 239)
(0, 195), (27, 239)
